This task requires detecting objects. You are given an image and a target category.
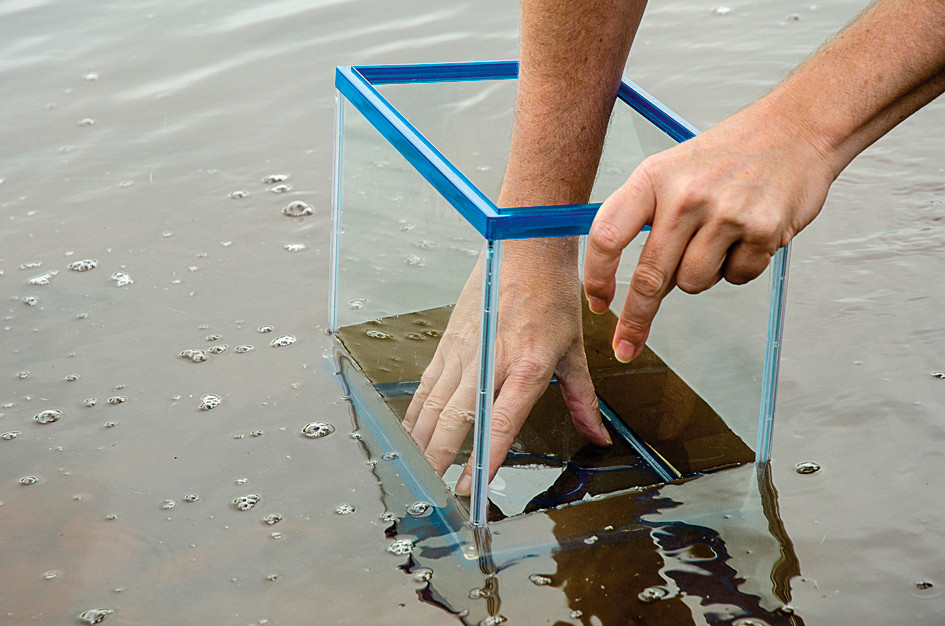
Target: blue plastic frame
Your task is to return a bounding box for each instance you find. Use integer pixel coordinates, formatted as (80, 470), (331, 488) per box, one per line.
(333, 62), (696, 240)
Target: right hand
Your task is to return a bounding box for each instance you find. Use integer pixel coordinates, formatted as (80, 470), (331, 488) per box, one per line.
(583, 101), (835, 361)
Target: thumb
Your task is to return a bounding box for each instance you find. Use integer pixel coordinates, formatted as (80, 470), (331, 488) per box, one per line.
(556, 341), (610, 446)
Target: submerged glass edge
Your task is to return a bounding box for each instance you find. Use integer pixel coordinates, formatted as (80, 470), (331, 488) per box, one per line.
(755, 244), (792, 464)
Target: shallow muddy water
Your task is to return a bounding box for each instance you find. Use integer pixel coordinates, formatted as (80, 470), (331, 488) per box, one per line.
(2, 0), (945, 624)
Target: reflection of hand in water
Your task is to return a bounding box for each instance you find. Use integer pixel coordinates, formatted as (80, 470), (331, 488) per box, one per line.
(402, 238), (612, 495)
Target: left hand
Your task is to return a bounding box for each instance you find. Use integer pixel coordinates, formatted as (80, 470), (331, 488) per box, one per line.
(403, 238), (611, 496)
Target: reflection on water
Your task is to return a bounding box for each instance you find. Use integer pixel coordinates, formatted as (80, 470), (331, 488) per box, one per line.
(333, 347), (805, 625)
(3, 0), (945, 622)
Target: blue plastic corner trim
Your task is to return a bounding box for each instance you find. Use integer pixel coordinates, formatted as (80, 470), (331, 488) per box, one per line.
(335, 61), (695, 239)
(617, 80), (698, 143)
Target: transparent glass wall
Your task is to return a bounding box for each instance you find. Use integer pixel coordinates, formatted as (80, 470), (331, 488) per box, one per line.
(331, 66), (786, 518)
(333, 95), (483, 329)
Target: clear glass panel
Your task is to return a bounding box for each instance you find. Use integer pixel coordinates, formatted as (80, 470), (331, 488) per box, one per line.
(332, 72), (779, 519)
(333, 93), (482, 330)
(606, 233), (772, 450)
(593, 102), (679, 202)
(376, 79), (515, 203)
(375, 79), (680, 206)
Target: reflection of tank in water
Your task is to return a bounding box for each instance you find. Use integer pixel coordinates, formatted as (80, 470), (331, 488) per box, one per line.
(328, 304), (805, 624)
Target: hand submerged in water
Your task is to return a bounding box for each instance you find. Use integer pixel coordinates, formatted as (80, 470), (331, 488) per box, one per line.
(402, 238), (612, 495)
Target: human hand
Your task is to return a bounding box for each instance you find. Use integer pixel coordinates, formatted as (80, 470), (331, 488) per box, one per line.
(403, 237), (612, 496)
(583, 103), (835, 362)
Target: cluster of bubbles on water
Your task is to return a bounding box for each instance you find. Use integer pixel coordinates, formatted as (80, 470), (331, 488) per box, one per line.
(68, 259), (97, 272)
(110, 272), (133, 287)
(34, 409), (62, 425)
(199, 394), (222, 411)
(229, 175), (317, 245)
(233, 494), (261, 511)
(528, 574), (552, 586)
(637, 585), (678, 603)
(77, 608), (113, 624)
(301, 422), (334, 439)
(387, 539), (414, 556)
(405, 501), (432, 518)
(794, 461), (821, 475)
(178, 326), (289, 365)
(282, 201), (313, 217)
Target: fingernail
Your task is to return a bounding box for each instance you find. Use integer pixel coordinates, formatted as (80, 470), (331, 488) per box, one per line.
(614, 340), (638, 363)
(588, 296), (607, 314)
(598, 422), (613, 446)
(454, 475), (471, 497)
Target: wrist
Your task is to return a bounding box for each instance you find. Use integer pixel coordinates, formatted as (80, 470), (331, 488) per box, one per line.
(503, 236), (580, 268)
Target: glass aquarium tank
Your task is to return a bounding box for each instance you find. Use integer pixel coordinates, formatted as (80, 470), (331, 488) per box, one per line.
(328, 62), (790, 532)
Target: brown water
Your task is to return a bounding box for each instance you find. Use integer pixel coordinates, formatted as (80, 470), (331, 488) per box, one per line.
(2, 0), (944, 623)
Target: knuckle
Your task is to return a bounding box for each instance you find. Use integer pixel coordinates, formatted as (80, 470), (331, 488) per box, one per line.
(636, 154), (665, 187)
(508, 355), (551, 384)
(560, 382), (599, 413)
(675, 184), (708, 217)
(439, 407), (476, 431)
(725, 259), (768, 285)
(588, 218), (624, 255)
(675, 274), (710, 295)
(421, 395), (446, 415)
(417, 368), (439, 391)
(616, 311), (651, 340)
(490, 408), (518, 440)
(430, 444), (459, 459)
(582, 271), (612, 296)
(630, 262), (670, 299)
(743, 214), (781, 247)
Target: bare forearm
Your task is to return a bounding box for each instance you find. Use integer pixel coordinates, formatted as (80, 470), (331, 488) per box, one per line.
(761, 0), (945, 177)
(582, 0), (945, 363)
(499, 0), (647, 210)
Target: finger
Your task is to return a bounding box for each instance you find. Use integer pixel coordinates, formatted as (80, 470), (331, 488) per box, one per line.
(723, 240), (775, 285)
(612, 217), (696, 362)
(406, 357), (463, 451)
(403, 352), (444, 434)
(453, 361), (553, 495)
(584, 168), (657, 314)
(421, 373), (478, 474)
(673, 224), (733, 294)
(555, 342), (610, 446)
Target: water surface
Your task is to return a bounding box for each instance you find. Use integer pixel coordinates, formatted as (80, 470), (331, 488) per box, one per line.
(2, 0), (944, 624)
